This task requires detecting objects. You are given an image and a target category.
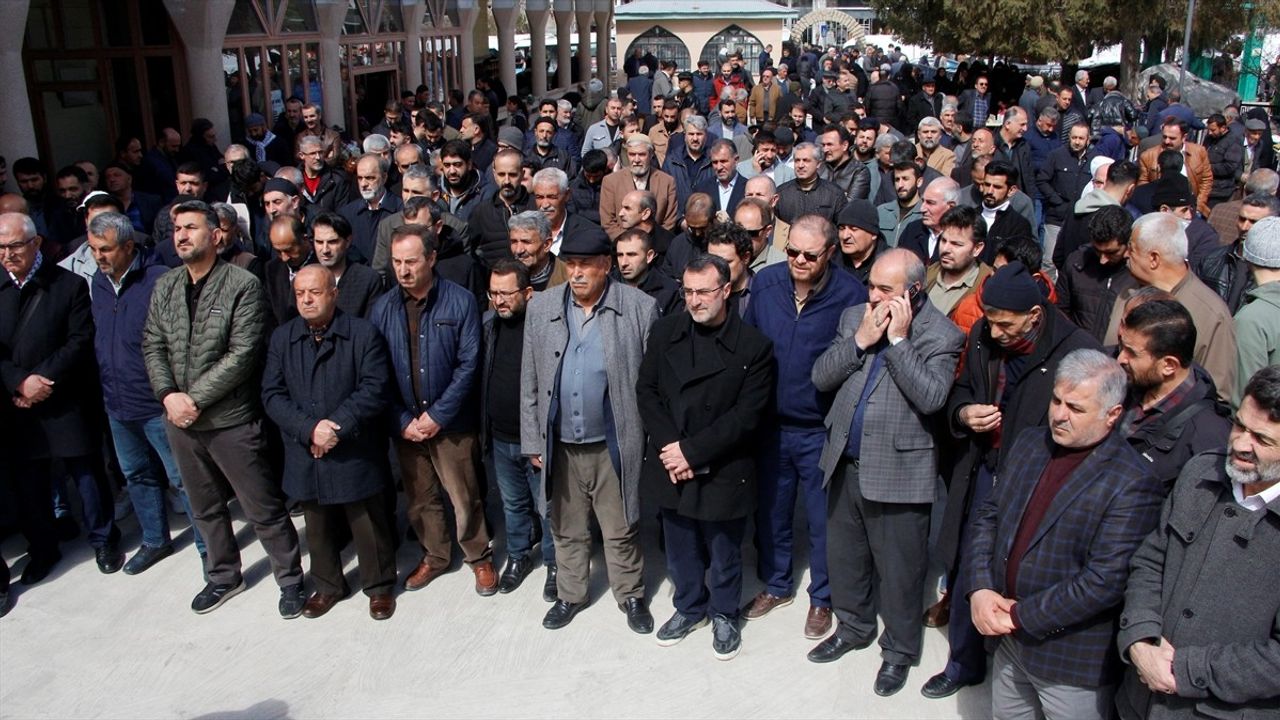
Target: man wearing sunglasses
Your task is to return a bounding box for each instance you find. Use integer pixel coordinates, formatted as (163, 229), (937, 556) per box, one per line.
(742, 214), (868, 640)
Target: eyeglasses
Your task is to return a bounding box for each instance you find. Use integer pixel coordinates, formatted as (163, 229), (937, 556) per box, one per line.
(784, 244), (826, 262)
(680, 282), (728, 299)
(486, 288), (525, 300)
(741, 226), (767, 236)
(0, 237), (35, 254)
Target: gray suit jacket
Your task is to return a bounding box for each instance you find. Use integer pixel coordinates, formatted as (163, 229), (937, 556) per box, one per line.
(812, 299), (964, 503)
(519, 280), (658, 525)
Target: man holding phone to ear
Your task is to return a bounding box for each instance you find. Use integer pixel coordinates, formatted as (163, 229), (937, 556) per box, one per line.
(807, 248), (966, 697)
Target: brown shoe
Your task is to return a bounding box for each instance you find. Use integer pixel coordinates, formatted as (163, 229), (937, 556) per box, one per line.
(473, 560), (499, 596)
(404, 560), (446, 591)
(301, 592), (345, 619)
(369, 594), (396, 620)
(923, 591), (951, 628)
(804, 605), (833, 639)
(744, 591), (794, 620)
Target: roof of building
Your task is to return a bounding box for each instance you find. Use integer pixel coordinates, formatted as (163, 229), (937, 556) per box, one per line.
(615, 0), (797, 20)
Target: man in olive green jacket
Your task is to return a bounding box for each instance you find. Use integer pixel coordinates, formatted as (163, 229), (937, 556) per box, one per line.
(142, 200), (303, 618)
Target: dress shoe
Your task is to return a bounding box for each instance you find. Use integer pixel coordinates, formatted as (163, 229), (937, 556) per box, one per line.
(404, 560), (446, 591)
(278, 583), (306, 619)
(711, 614), (741, 661)
(620, 597), (654, 634)
(655, 612), (708, 646)
(191, 579), (246, 614)
(473, 560), (499, 597)
(123, 544), (174, 576)
(20, 552), (62, 586)
(875, 661), (910, 696)
(923, 591), (951, 628)
(542, 564), (558, 602)
(498, 557), (534, 594)
(804, 605), (833, 639)
(95, 543), (124, 574)
(921, 672), (977, 699)
(542, 599), (586, 629)
(743, 591), (793, 620)
(806, 633), (873, 664)
(302, 591), (346, 619)
(369, 594), (396, 620)
(0, 590), (9, 619)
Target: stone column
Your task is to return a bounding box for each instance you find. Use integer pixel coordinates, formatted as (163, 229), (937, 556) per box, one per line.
(313, 0), (348, 131)
(0, 0), (37, 166)
(401, 0), (427, 93)
(526, 0), (551, 97)
(575, 1), (593, 84)
(163, 0), (236, 146)
(456, 0), (480, 93)
(593, 0), (611, 90)
(553, 0), (574, 90)
(490, 0), (518, 99)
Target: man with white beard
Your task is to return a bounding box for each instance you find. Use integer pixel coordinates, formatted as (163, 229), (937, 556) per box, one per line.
(1116, 365), (1280, 719)
(339, 153), (402, 263)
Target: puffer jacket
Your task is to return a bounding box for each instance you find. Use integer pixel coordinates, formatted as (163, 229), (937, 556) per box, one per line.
(142, 259), (267, 430)
(366, 278), (480, 435)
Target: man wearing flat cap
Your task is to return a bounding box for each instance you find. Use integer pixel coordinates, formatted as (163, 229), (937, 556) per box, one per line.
(1243, 117), (1277, 178)
(924, 261), (1100, 699)
(520, 225), (660, 633)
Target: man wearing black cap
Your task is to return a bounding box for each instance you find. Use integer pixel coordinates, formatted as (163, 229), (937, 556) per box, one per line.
(906, 72), (943, 133)
(1150, 174), (1221, 272)
(243, 113), (292, 168)
(923, 261), (1099, 699)
(835, 200), (887, 285)
(520, 225), (659, 634)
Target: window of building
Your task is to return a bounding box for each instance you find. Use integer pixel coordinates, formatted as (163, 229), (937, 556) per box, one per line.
(223, 1), (323, 142)
(699, 25), (764, 74)
(626, 26), (690, 72)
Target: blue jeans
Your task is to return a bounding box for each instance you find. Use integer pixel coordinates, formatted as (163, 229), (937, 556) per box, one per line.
(109, 415), (205, 554)
(491, 439), (554, 565)
(756, 427), (830, 606)
(51, 456), (116, 548)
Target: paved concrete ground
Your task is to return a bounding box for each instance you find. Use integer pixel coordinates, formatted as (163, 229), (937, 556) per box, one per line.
(0, 496), (992, 719)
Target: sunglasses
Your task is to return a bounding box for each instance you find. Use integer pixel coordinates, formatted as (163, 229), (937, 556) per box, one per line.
(784, 244), (826, 262)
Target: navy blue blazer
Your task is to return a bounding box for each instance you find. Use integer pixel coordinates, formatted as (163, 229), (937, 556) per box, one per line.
(965, 426), (1163, 687)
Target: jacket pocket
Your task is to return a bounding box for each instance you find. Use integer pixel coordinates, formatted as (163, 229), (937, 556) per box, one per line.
(894, 435), (935, 451)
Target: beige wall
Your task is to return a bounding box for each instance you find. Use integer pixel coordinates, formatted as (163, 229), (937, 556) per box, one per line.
(617, 18), (785, 73)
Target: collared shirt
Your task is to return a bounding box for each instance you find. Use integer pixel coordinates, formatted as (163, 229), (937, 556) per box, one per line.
(558, 285), (609, 444)
(7, 251), (42, 289)
(717, 175), (738, 210)
(549, 217), (566, 257)
(1118, 373), (1196, 440)
(793, 266), (832, 313)
(109, 252), (144, 296)
(926, 229), (941, 260)
(928, 262), (981, 316)
(1234, 480), (1280, 512)
(632, 175), (650, 191)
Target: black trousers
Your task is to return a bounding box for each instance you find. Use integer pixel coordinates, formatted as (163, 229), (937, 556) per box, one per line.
(8, 460), (60, 564)
(303, 494), (397, 597)
(827, 458), (931, 666)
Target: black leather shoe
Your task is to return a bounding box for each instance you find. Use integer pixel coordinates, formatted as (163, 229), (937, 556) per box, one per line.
(656, 612), (708, 646)
(921, 672), (977, 699)
(875, 662), (910, 697)
(95, 543), (124, 574)
(498, 557), (534, 594)
(542, 564), (558, 603)
(20, 552), (62, 586)
(542, 599), (586, 629)
(806, 633), (873, 664)
(621, 597), (654, 634)
(123, 544), (174, 575)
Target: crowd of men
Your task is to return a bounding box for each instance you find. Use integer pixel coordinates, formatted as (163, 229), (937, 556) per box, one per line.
(2, 38), (1280, 718)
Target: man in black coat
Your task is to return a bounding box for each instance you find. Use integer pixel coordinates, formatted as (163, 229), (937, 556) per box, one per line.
(1115, 299), (1231, 487)
(0, 212), (121, 585)
(264, 215), (315, 329)
(261, 265), (397, 621)
(922, 262), (1100, 699)
(636, 253), (775, 661)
